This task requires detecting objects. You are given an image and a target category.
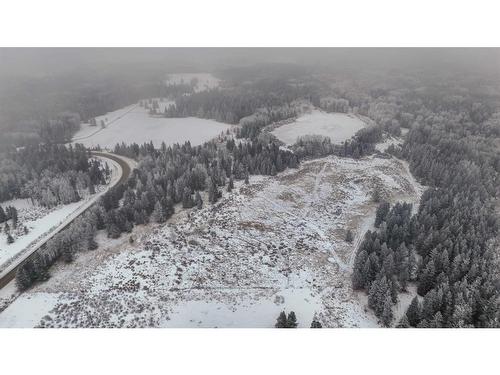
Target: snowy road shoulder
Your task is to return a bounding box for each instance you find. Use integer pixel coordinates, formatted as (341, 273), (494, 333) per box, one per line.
(0, 153), (126, 283)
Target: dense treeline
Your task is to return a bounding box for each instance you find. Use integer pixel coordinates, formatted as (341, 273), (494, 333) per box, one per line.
(292, 125), (382, 159)
(237, 106), (299, 139)
(164, 79), (320, 127)
(352, 77), (500, 327)
(0, 143), (105, 205)
(159, 80), (196, 98)
(38, 112), (82, 144)
(318, 97), (350, 113)
(352, 203), (418, 326)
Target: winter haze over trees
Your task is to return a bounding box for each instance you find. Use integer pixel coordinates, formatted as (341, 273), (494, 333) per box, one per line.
(0, 48), (498, 329)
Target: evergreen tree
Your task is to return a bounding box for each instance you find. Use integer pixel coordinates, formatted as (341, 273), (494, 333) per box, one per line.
(152, 202), (167, 224)
(352, 250), (368, 289)
(396, 314), (411, 328)
(7, 233), (14, 244)
(107, 223), (121, 239)
(244, 169), (249, 184)
(195, 191), (203, 209)
(0, 206), (6, 223)
(345, 229), (354, 243)
(416, 319), (430, 328)
(375, 202), (390, 227)
(287, 311), (298, 328)
(61, 246), (74, 263)
(429, 312), (443, 328)
(275, 311), (288, 328)
(87, 235), (98, 250)
(381, 295), (394, 327)
(10, 207), (18, 228)
(124, 220), (133, 233)
(406, 296), (422, 327)
(371, 186), (382, 203)
(310, 319), (322, 328)
(15, 266), (32, 291)
(182, 187), (194, 208)
(208, 180), (220, 204)
(227, 175), (234, 192)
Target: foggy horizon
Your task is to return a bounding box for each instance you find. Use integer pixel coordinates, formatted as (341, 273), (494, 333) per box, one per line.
(1, 48), (500, 79)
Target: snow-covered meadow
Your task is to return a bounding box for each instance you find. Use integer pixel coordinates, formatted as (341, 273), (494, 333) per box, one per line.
(0, 152), (424, 328)
(271, 110), (367, 145)
(72, 104), (232, 149)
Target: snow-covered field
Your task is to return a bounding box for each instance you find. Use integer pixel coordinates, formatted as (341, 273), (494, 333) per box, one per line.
(165, 73), (220, 92)
(0, 153), (424, 328)
(72, 104), (232, 149)
(271, 110), (367, 145)
(0, 156), (121, 273)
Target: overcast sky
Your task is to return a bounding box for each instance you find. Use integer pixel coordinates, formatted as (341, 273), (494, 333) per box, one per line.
(1, 48), (499, 78)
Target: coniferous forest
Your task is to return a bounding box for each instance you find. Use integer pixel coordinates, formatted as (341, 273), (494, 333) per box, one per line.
(0, 49), (498, 328)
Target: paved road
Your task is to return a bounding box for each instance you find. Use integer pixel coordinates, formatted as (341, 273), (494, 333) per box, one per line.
(0, 152), (134, 289)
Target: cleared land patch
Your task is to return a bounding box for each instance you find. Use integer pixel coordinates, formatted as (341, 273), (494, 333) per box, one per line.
(271, 110), (367, 145)
(0, 153), (424, 327)
(72, 104), (232, 149)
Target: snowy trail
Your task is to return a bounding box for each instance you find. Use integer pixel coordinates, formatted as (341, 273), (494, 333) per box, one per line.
(348, 212), (375, 269)
(303, 161), (328, 218)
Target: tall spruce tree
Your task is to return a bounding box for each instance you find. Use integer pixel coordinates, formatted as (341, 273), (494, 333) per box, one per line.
(287, 311), (298, 328)
(275, 311), (288, 328)
(406, 296), (422, 327)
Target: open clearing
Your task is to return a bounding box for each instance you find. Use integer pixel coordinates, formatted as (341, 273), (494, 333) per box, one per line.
(72, 104), (232, 149)
(272, 110), (367, 145)
(0, 152), (424, 328)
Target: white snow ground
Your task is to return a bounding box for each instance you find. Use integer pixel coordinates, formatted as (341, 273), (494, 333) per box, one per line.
(271, 110), (367, 145)
(72, 104), (232, 149)
(0, 153), (424, 328)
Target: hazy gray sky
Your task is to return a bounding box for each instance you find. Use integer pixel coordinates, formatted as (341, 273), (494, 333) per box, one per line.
(1, 48), (499, 78)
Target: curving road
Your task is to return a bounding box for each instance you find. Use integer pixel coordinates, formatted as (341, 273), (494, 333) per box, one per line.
(0, 152), (135, 289)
